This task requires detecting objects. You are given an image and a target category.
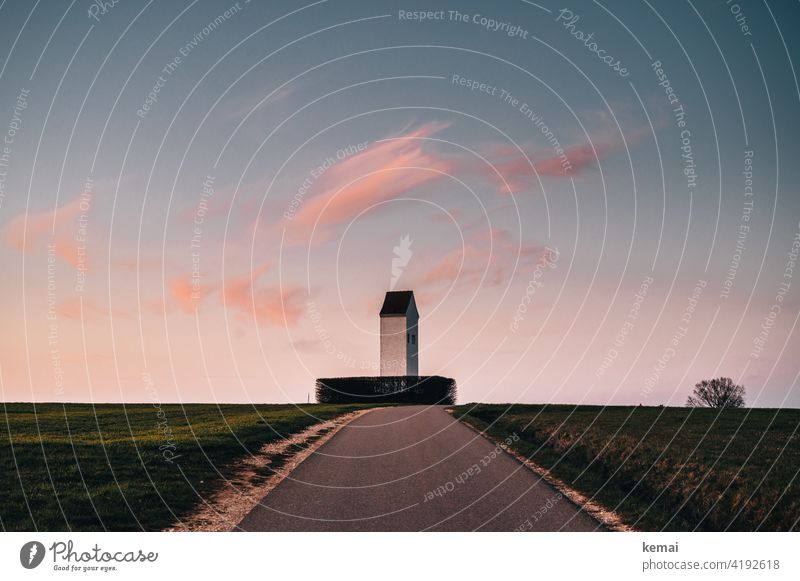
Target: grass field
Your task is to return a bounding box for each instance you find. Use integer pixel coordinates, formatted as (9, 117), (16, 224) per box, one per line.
(0, 402), (371, 531)
(450, 404), (800, 531)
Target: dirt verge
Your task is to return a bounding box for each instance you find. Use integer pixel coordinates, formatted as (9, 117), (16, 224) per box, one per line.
(448, 410), (634, 532)
(166, 408), (374, 531)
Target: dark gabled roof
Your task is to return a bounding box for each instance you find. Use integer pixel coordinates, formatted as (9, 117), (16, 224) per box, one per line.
(380, 290), (414, 316)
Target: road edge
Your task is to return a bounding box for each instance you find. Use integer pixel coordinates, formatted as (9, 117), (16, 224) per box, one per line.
(166, 408), (376, 532)
(447, 409), (635, 532)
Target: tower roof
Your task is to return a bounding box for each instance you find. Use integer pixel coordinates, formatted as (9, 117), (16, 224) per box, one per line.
(380, 290), (415, 316)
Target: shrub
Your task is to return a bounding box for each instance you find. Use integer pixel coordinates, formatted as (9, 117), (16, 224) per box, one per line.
(315, 376), (456, 405)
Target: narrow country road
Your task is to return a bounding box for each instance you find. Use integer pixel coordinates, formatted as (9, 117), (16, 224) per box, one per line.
(238, 406), (603, 531)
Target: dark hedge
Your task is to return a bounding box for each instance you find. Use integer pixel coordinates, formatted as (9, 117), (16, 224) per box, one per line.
(315, 376), (456, 405)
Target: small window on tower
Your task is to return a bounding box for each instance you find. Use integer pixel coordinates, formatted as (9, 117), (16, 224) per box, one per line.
(411, 335), (416, 345)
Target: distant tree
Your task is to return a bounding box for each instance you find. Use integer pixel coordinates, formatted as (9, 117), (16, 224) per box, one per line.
(686, 377), (745, 408)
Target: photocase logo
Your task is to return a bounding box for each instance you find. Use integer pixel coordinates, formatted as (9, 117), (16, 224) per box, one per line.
(390, 235), (413, 290)
(20, 541), (45, 569)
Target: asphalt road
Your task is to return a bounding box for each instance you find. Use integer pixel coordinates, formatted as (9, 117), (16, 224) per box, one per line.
(238, 406), (603, 531)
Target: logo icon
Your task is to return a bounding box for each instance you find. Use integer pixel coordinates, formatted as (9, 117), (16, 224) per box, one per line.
(390, 235), (413, 290)
(20, 541), (46, 569)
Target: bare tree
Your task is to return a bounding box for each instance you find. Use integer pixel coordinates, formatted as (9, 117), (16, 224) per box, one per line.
(686, 377), (745, 408)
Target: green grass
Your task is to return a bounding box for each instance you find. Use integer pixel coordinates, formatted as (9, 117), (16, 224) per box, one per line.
(450, 404), (800, 531)
(0, 402), (371, 531)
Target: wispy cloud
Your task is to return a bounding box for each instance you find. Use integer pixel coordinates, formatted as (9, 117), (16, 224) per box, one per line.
(170, 275), (214, 314)
(221, 265), (304, 325)
(3, 195), (87, 269)
(251, 122), (642, 247)
(168, 263), (304, 326)
(413, 227), (548, 295)
(478, 138), (627, 194)
(280, 121), (453, 242)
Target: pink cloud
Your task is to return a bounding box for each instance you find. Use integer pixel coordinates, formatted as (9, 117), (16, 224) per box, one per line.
(534, 140), (619, 177)
(478, 134), (637, 193)
(220, 264), (304, 325)
(415, 228), (548, 292)
(3, 195), (88, 269)
(253, 285), (305, 326)
(166, 264), (304, 326)
(252, 123), (646, 246)
(220, 263), (268, 305)
(170, 275), (215, 314)
(282, 122), (452, 242)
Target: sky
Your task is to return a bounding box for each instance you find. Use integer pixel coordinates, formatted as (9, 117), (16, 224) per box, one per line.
(0, 0), (798, 406)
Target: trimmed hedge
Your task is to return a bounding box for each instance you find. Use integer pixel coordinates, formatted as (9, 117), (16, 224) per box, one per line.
(315, 376), (457, 405)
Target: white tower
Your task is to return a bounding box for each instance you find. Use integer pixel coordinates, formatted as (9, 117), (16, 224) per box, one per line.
(379, 290), (418, 376)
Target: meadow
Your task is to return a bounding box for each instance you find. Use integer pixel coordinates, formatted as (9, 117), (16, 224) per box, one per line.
(0, 402), (369, 531)
(451, 404), (800, 531)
